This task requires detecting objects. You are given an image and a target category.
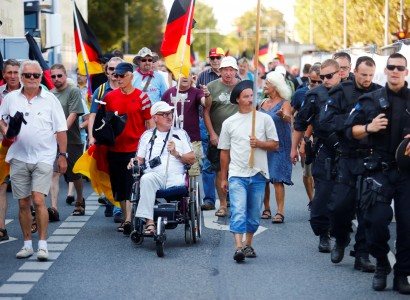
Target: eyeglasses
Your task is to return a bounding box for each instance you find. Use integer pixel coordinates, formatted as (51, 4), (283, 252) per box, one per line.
(113, 73), (129, 78)
(319, 71), (338, 80)
(51, 74), (64, 79)
(340, 66), (350, 71)
(22, 73), (42, 79)
(156, 112), (172, 118)
(386, 65), (406, 72)
(141, 59), (153, 62)
(210, 56), (222, 61)
(107, 67), (115, 71)
(310, 79), (322, 84)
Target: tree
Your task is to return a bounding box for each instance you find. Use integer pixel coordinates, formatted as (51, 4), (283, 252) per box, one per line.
(294, 0), (410, 50)
(88, 0), (166, 54)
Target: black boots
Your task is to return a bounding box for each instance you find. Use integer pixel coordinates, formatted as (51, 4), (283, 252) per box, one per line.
(318, 233), (331, 253)
(331, 237), (350, 264)
(354, 257), (376, 273)
(393, 275), (410, 294)
(372, 259), (392, 291)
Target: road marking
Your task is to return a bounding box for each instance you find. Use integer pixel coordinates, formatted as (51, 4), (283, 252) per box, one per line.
(0, 193), (101, 298)
(202, 200), (267, 237)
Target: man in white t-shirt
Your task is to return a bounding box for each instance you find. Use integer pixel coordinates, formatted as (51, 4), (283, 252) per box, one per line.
(0, 60), (67, 261)
(129, 102), (195, 235)
(218, 80), (278, 262)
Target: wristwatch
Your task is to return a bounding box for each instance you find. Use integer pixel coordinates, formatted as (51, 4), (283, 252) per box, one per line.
(176, 152), (182, 159)
(58, 152), (68, 158)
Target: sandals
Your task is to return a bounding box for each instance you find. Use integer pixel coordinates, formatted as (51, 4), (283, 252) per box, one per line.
(261, 209), (272, 219)
(144, 223), (156, 235)
(0, 228), (9, 241)
(123, 221), (132, 235)
(272, 213), (285, 224)
(215, 207), (227, 217)
(72, 201), (85, 216)
(48, 207), (60, 222)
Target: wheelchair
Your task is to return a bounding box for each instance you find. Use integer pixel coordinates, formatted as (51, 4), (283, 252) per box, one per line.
(129, 163), (202, 257)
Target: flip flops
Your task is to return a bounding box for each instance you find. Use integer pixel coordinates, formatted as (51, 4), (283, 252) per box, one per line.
(261, 209), (272, 219)
(272, 213), (285, 224)
(215, 207), (227, 217)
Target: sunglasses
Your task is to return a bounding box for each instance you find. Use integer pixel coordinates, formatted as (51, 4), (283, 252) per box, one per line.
(51, 74), (64, 79)
(156, 112), (172, 118)
(310, 79), (322, 84)
(319, 71), (338, 80)
(141, 59), (153, 62)
(210, 56), (222, 60)
(113, 73), (129, 78)
(107, 67), (115, 71)
(386, 65), (406, 72)
(22, 73), (42, 79)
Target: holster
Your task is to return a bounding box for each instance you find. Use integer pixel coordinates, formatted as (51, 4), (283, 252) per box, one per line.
(359, 175), (391, 210)
(304, 136), (313, 165)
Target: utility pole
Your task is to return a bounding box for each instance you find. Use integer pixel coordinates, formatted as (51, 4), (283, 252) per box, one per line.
(124, 2), (129, 54)
(384, 0), (389, 46)
(343, 0), (347, 48)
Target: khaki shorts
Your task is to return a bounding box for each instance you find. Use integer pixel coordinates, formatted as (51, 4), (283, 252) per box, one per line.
(10, 159), (53, 199)
(301, 157), (312, 177)
(189, 141), (202, 177)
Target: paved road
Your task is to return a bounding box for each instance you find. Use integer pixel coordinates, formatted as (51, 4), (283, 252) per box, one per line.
(0, 165), (407, 300)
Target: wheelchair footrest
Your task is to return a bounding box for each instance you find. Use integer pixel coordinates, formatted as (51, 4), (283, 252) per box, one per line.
(154, 203), (178, 221)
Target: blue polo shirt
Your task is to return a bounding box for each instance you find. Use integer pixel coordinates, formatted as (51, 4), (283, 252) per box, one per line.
(291, 86), (308, 111)
(131, 71), (167, 104)
(90, 81), (114, 113)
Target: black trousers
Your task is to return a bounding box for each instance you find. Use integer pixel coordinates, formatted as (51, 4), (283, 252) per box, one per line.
(328, 157), (369, 257)
(363, 169), (410, 276)
(310, 145), (334, 236)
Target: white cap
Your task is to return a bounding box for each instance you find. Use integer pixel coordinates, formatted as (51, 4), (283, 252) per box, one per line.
(219, 56), (238, 70)
(275, 65), (287, 76)
(150, 101), (174, 116)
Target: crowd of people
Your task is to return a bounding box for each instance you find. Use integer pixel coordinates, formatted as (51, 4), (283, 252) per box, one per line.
(0, 45), (410, 295)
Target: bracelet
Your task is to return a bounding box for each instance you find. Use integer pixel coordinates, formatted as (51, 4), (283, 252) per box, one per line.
(204, 93), (210, 97)
(364, 123), (370, 134)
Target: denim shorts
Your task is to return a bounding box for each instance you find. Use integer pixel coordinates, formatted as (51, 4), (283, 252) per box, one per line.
(229, 173), (267, 234)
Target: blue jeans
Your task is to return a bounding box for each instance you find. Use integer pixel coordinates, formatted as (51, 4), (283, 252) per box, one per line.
(200, 119), (216, 205)
(229, 173), (267, 234)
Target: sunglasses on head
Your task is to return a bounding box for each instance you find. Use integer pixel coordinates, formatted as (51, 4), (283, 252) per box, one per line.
(107, 67), (115, 71)
(319, 71), (338, 80)
(51, 74), (64, 79)
(386, 65), (406, 72)
(310, 79), (322, 84)
(22, 73), (42, 79)
(156, 112), (172, 118)
(141, 58), (153, 62)
(210, 56), (222, 60)
(113, 73), (129, 78)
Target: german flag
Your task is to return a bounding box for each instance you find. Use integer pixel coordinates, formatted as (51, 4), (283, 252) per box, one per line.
(258, 43), (269, 67)
(73, 144), (119, 207)
(161, 0), (195, 79)
(73, 3), (103, 75)
(25, 33), (54, 90)
(0, 139), (13, 184)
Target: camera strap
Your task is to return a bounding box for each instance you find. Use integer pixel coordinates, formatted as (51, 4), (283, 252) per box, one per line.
(148, 128), (170, 160)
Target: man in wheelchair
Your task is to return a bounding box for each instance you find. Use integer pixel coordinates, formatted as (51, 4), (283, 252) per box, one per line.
(128, 101), (195, 235)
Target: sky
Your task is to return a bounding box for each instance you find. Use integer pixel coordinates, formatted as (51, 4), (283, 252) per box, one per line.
(162, 0), (295, 35)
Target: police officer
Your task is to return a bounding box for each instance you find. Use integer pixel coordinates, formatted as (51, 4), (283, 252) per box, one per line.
(346, 53), (410, 294)
(320, 56), (381, 272)
(332, 52), (355, 82)
(291, 59), (341, 253)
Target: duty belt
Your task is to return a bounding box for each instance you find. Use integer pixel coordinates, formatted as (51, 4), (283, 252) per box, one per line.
(380, 161), (397, 171)
(338, 149), (371, 159)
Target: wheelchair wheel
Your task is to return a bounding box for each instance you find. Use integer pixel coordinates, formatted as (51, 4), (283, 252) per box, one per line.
(184, 224), (193, 244)
(189, 199), (197, 244)
(195, 181), (202, 240)
(155, 217), (165, 257)
(130, 230), (143, 245)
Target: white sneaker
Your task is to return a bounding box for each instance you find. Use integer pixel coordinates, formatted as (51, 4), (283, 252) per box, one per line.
(16, 247), (34, 259)
(37, 248), (49, 261)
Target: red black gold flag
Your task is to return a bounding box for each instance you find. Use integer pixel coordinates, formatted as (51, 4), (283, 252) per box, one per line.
(258, 43), (269, 66)
(161, 0), (195, 79)
(73, 3), (103, 75)
(25, 32), (54, 90)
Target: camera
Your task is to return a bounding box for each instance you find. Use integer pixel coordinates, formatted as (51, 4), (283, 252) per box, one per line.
(149, 156), (162, 169)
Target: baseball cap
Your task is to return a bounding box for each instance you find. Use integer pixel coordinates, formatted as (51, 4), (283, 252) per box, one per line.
(219, 56), (238, 70)
(114, 62), (134, 75)
(151, 102), (174, 116)
(208, 47), (225, 57)
(99, 53), (114, 63)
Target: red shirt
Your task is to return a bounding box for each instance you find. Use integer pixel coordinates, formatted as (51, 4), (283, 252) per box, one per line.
(105, 88), (151, 152)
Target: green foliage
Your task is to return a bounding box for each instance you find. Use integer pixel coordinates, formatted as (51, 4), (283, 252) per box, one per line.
(295, 0), (410, 50)
(88, 0), (166, 54)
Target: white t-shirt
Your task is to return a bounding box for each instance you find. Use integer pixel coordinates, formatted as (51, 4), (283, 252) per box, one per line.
(137, 127), (193, 175)
(0, 87), (67, 165)
(218, 110), (278, 179)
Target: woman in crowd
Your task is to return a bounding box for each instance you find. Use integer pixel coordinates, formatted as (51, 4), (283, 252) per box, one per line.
(259, 71), (293, 223)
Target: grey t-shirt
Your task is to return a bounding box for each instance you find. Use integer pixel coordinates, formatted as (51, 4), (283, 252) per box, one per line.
(51, 84), (84, 145)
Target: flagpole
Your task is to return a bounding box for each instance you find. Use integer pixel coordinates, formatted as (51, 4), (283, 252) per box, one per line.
(249, 0), (261, 168)
(72, 0), (91, 90)
(164, 0), (195, 187)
